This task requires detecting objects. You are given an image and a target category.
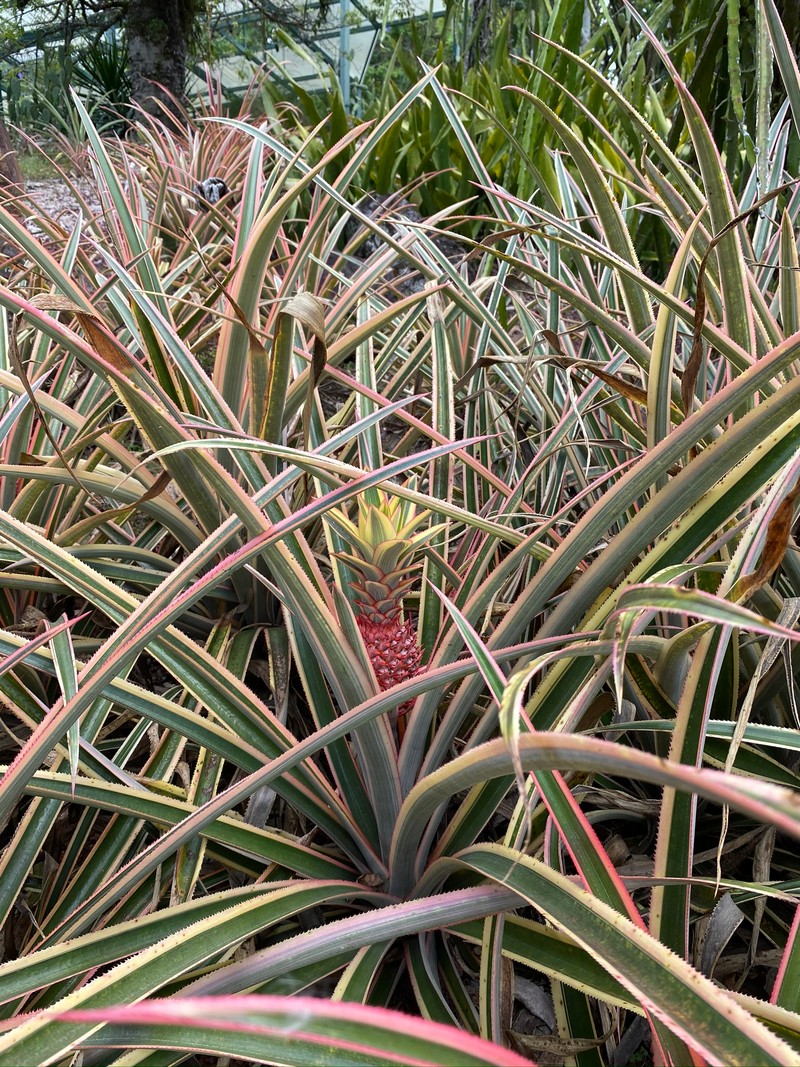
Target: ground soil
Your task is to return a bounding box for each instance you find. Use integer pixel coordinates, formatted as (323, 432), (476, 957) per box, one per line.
(24, 176), (104, 231)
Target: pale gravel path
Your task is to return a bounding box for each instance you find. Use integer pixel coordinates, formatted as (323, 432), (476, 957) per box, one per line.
(24, 176), (104, 231)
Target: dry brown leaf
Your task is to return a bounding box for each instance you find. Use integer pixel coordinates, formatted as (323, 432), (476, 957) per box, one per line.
(737, 477), (800, 600)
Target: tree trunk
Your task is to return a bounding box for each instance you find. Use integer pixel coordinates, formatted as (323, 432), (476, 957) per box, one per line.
(464, 0), (494, 72)
(0, 119), (22, 189)
(125, 0), (197, 124)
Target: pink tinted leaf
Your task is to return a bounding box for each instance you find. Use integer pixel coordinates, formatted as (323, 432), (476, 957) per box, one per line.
(61, 995), (535, 1067)
(0, 613), (90, 676)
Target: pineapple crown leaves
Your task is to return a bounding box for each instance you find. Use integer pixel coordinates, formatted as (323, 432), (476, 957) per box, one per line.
(336, 545), (419, 585)
(325, 490), (444, 611)
(326, 490), (443, 562)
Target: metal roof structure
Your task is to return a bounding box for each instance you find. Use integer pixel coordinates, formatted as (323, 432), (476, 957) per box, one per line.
(189, 0), (447, 107)
(0, 1), (448, 114)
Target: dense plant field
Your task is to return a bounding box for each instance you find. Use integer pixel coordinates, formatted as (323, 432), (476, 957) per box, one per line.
(2, 2), (800, 1065)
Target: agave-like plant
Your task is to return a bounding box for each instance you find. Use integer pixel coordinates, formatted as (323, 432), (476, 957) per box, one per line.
(1, 4), (800, 1066)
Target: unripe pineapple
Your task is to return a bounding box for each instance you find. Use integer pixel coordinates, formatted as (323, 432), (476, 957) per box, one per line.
(327, 491), (438, 716)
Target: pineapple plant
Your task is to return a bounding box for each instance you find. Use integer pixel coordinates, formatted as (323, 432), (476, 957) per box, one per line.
(326, 489), (439, 730)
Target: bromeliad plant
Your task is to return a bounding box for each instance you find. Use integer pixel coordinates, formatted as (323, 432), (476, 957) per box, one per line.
(327, 490), (439, 731)
(3, 3), (800, 1066)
